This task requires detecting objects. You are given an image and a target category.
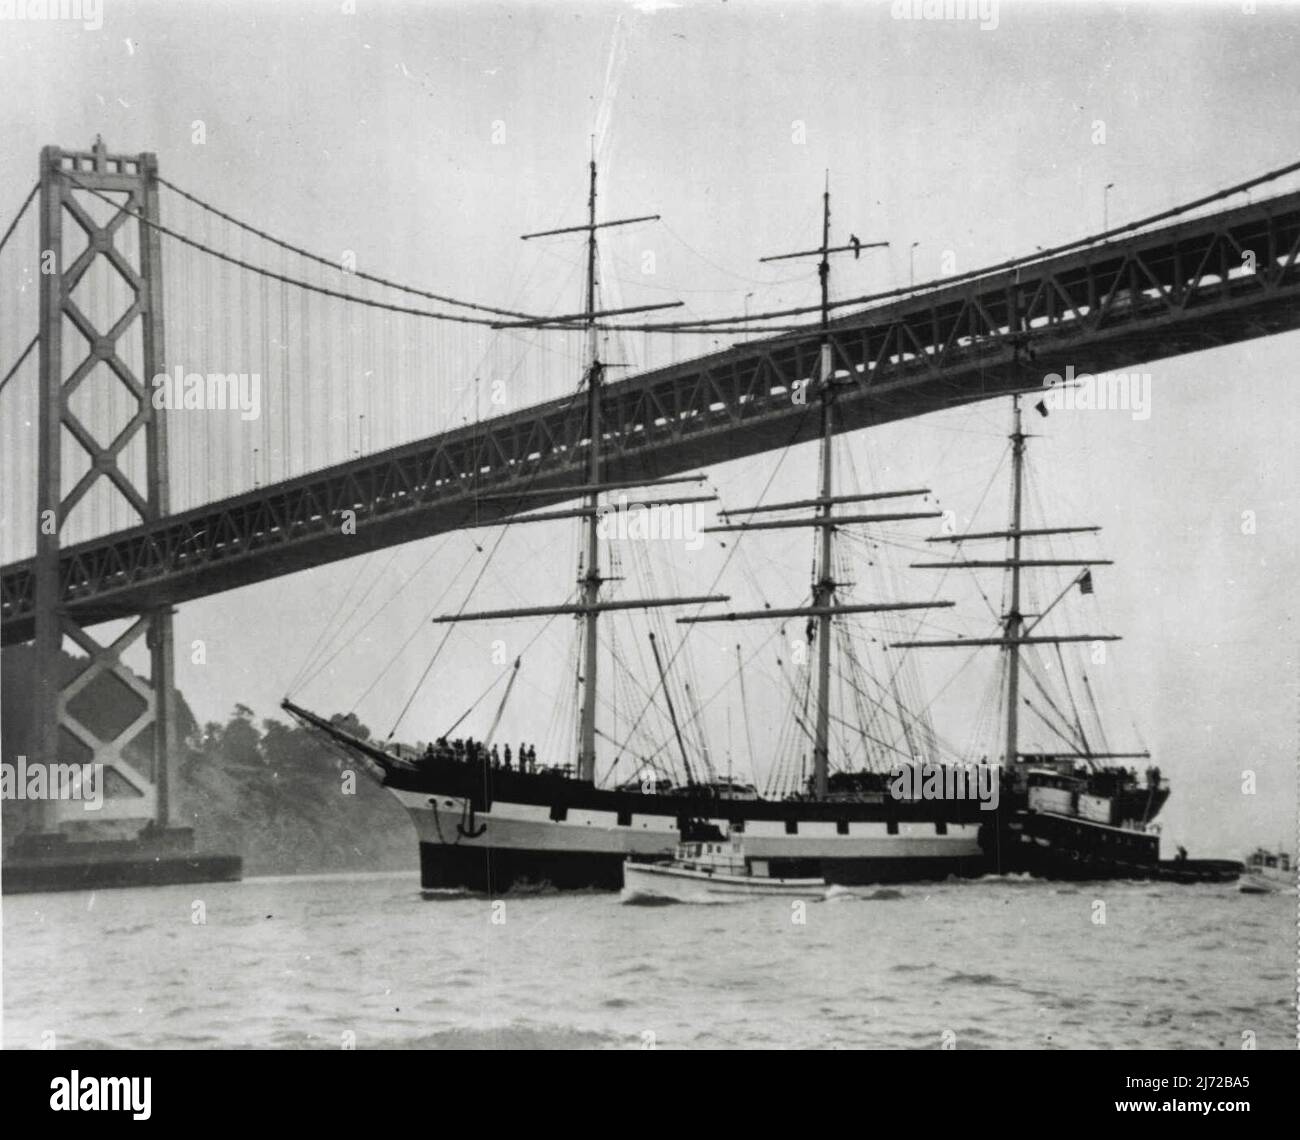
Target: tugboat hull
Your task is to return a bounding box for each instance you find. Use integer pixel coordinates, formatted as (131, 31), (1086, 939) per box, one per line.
(622, 860), (826, 903)
(983, 809), (1160, 880)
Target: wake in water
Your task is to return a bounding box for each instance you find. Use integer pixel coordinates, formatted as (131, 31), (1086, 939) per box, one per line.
(824, 886), (906, 902)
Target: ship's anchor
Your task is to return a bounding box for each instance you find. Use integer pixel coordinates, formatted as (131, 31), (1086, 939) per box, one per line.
(457, 800), (487, 840)
(429, 798), (486, 845)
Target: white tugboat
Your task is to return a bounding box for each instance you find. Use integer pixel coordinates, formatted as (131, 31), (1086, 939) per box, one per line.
(622, 834), (827, 903)
(1238, 846), (1294, 894)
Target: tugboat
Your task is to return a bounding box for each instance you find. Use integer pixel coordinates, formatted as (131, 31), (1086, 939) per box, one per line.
(622, 833), (827, 903)
(995, 758), (1165, 878)
(1239, 846), (1294, 894)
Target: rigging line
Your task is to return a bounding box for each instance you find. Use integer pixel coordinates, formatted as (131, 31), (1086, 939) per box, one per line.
(609, 395), (816, 756)
(894, 640), (989, 732)
(607, 250), (802, 296)
(285, 552), (376, 697)
(825, 708), (919, 765)
(659, 216), (818, 289)
(0, 183), (37, 257)
(589, 153), (1300, 332)
(967, 660), (1005, 764)
(383, 535), (508, 740)
(1022, 695), (1089, 757)
(604, 638), (679, 763)
(158, 176), (544, 320)
(842, 628), (890, 764)
(617, 621), (786, 771)
(1080, 668), (1112, 756)
(400, 583), (572, 745)
(442, 252), (583, 430)
(837, 622), (879, 767)
(1021, 654), (1087, 749)
(1053, 640), (1093, 755)
(295, 547), (406, 692)
(0, 334), (37, 396)
(737, 642), (757, 779)
(384, 378), (590, 737)
(440, 663), (517, 741)
(344, 540), (477, 714)
(65, 174), (531, 329)
(945, 441), (1013, 627)
(837, 641), (966, 762)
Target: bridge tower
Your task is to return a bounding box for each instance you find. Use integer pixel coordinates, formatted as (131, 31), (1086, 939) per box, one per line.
(31, 138), (177, 838)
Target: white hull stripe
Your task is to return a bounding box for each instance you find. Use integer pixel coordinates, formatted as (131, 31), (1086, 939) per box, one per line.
(393, 791), (983, 859)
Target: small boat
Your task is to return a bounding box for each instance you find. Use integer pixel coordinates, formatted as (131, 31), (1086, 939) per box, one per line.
(622, 835), (827, 903)
(1238, 846), (1294, 894)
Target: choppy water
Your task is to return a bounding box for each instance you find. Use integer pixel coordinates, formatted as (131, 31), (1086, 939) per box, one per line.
(3, 872), (1294, 1049)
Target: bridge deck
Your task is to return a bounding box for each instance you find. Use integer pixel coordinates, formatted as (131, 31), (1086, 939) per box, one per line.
(4, 188), (1300, 644)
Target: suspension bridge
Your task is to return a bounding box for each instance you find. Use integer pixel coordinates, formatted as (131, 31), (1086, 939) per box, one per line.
(2, 137), (1299, 847)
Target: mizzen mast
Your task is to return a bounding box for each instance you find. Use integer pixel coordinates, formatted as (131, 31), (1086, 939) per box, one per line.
(895, 395), (1120, 769)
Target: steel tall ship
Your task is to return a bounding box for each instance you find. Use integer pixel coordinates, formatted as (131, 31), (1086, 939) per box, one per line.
(286, 167), (1169, 892)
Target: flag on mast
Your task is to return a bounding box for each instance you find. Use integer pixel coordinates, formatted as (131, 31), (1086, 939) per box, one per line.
(1078, 569), (1094, 595)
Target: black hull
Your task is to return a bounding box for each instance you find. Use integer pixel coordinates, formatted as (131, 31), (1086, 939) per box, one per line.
(983, 810), (1161, 881)
(419, 842), (989, 894)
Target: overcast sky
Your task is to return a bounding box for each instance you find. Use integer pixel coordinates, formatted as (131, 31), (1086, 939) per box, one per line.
(2, 0), (1298, 858)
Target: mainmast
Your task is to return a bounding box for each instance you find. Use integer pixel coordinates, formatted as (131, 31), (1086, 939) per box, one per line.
(579, 158), (603, 784)
(812, 178), (835, 801)
(682, 178), (947, 800)
(1004, 396), (1026, 766)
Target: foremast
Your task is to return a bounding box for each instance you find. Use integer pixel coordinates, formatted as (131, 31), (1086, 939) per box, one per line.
(431, 158), (726, 785)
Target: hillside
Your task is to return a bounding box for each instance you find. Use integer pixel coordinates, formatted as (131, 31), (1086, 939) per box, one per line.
(1, 645), (414, 876)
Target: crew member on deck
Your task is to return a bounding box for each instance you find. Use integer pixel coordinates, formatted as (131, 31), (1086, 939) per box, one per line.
(503, 744), (512, 771)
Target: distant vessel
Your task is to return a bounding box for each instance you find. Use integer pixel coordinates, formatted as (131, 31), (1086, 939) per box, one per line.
(622, 834), (827, 903)
(1239, 846), (1294, 893)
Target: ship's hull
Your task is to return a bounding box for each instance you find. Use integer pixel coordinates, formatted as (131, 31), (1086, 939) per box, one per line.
(284, 708), (1171, 892)
(390, 784), (987, 893)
